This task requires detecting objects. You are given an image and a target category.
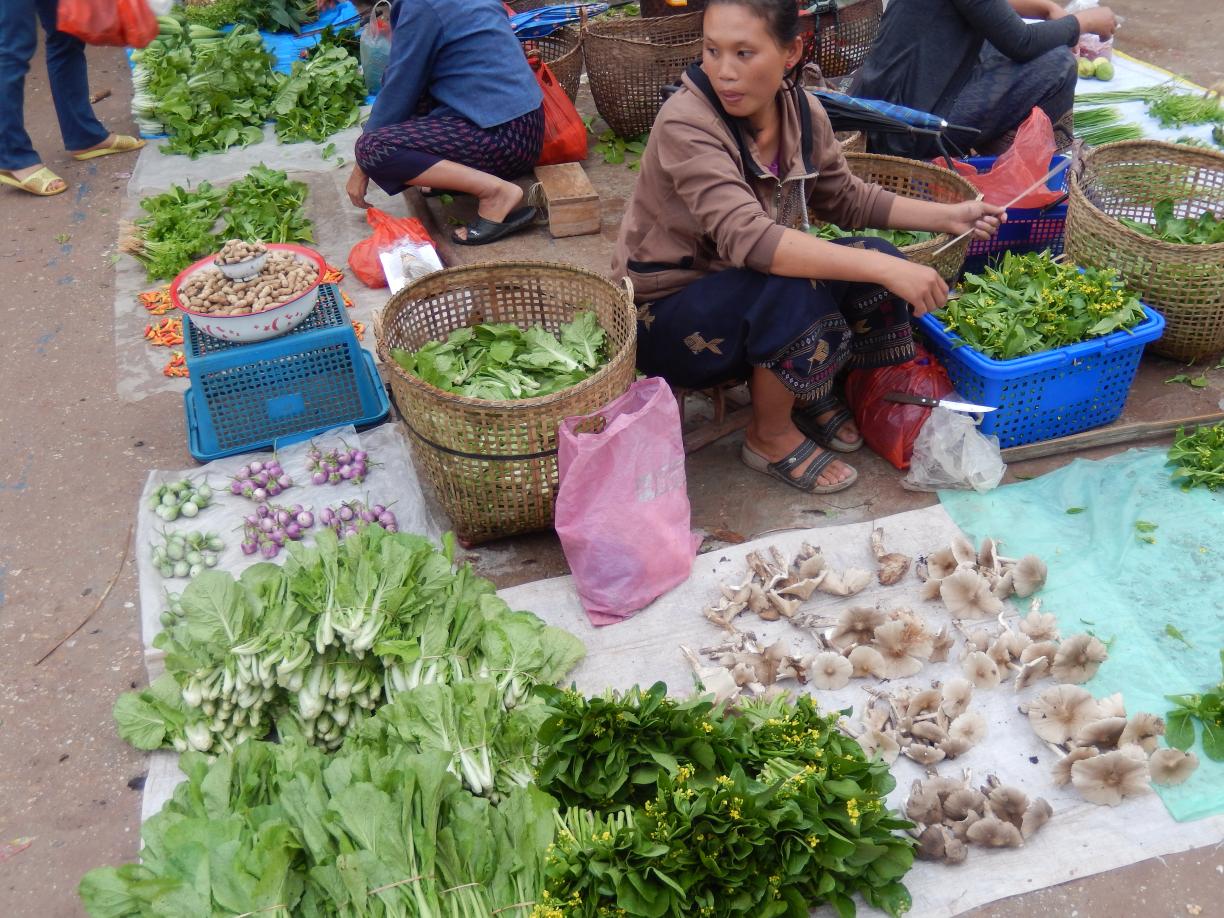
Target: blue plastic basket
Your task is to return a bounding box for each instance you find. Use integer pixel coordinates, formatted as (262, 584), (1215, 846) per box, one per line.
(182, 292), (389, 461)
(918, 306), (1165, 449)
(961, 154), (1069, 276)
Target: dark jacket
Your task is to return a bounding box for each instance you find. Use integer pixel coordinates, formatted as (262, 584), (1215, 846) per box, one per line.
(364, 0), (542, 132)
(613, 65), (896, 303)
(852, 0), (1080, 156)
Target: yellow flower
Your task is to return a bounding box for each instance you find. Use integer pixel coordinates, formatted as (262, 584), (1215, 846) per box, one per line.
(702, 721), (714, 733)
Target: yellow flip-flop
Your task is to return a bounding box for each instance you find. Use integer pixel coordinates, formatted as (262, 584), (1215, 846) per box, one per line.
(71, 134), (145, 161)
(0, 166), (68, 196)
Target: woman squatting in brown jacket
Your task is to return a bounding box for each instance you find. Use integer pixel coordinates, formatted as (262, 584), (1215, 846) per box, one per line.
(612, 0), (1005, 494)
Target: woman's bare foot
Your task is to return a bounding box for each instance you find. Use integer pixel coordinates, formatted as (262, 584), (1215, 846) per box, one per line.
(70, 134), (117, 156)
(746, 420), (854, 488)
(814, 405), (861, 447)
(452, 179), (524, 242)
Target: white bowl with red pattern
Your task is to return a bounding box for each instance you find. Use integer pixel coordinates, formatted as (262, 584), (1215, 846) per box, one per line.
(171, 243), (326, 344)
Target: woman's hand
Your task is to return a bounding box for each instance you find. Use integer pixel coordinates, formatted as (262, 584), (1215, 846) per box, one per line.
(347, 164), (371, 209)
(1075, 6), (1118, 38)
(943, 200), (1006, 240)
(882, 259), (949, 318)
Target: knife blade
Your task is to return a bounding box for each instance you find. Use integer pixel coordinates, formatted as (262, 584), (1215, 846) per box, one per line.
(883, 392), (996, 413)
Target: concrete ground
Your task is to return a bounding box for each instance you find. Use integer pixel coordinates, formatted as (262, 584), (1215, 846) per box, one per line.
(1, 4), (1221, 916)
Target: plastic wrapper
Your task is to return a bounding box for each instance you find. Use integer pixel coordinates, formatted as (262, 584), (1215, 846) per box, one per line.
(901, 406), (1005, 493)
(58, 0), (158, 48)
(844, 344), (954, 470)
(1066, 0), (1115, 60)
(530, 55), (588, 166)
(379, 238), (443, 293)
(555, 378), (700, 626)
(360, 1), (393, 94)
(945, 108), (1063, 208)
(348, 207), (436, 288)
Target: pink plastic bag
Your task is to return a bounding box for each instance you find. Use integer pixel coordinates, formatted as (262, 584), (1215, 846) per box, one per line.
(556, 377), (700, 626)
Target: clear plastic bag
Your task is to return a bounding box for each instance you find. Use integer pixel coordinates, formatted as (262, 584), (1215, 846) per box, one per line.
(901, 407), (1006, 493)
(360, 1), (393, 94)
(1066, 0), (1116, 60)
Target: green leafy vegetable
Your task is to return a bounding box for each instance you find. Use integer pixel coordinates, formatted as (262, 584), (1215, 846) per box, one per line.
(1165, 651), (1224, 761)
(1119, 199), (1224, 245)
(1164, 624), (1194, 649)
(392, 312), (608, 400)
(112, 527), (585, 755)
(1167, 423), (1224, 491)
(273, 44), (367, 143)
(535, 686), (915, 917)
(593, 129), (648, 170)
(1135, 520), (1159, 533)
(932, 251), (1147, 360)
(1165, 372), (1211, 388)
(811, 222), (935, 247)
(1066, 506), (1086, 514)
(183, 0), (319, 33)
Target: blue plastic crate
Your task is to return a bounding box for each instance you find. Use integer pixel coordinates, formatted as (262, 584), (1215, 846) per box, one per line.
(917, 306), (1165, 449)
(184, 284), (349, 362)
(961, 154), (1069, 276)
(182, 307), (389, 462)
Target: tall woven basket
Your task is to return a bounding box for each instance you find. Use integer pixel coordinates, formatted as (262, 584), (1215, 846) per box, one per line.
(377, 263), (637, 545)
(583, 12), (704, 138)
(812, 153), (979, 282)
(1065, 140), (1224, 362)
(799, 0), (884, 78)
(522, 26), (584, 103)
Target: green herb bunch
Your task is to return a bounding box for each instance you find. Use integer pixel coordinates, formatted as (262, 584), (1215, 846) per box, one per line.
(392, 312), (608, 401)
(184, 0), (319, 34)
(1167, 423), (1224, 491)
(273, 44), (367, 143)
(810, 223), (935, 247)
(933, 251), (1146, 360)
(532, 685), (915, 918)
(1120, 199), (1224, 245)
(128, 165), (313, 280)
(1166, 650), (1224, 760)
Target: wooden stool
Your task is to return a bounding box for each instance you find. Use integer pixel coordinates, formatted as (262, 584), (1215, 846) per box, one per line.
(672, 381), (753, 453)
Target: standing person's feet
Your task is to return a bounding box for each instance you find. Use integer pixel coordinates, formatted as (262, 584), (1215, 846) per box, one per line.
(0, 164), (67, 196)
(68, 133), (145, 161)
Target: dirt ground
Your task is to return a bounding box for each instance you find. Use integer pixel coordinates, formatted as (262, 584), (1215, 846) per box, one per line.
(1, 5), (1222, 916)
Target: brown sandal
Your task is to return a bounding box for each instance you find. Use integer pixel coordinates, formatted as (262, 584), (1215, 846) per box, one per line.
(741, 438), (858, 494)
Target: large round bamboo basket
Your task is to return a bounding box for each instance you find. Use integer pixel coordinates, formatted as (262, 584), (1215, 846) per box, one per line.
(521, 26), (584, 103)
(1065, 140), (1224, 361)
(377, 262), (637, 545)
(799, 0), (884, 78)
(811, 153), (979, 282)
(583, 12), (704, 138)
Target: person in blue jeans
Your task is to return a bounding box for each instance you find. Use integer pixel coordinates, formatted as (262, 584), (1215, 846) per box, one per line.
(0, 0), (145, 197)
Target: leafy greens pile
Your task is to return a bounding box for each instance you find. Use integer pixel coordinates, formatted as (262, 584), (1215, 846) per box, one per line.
(811, 223), (935, 247)
(1166, 650), (1224, 761)
(133, 21), (280, 158)
(114, 526), (585, 755)
(273, 44), (368, 143)
(933, 250), (1147, 360)
(1119, 199), (1224, 245)
(84, 681), (913, 918)
(182, 0), (318, 34)
(126, 165), (314, 281)
(83, 689), (558, 917)
(392, 312), (608, 400)
(533, 684), (915, 917)
(1167, 422), (1224, 491)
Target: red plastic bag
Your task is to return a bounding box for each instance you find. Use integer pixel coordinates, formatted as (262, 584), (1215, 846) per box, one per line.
(529, 55), (588, 166)
(556, 378), (700, 626)
(844, 344), (955, 470)
(57, 0), (159, 48)
(348, 207), (434, 289)
(947, 107), (1063, 209)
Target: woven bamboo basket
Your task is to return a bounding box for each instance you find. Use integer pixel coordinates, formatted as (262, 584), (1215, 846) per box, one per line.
(799, 0), (883, 78)
(836, 130), (866, 154)
(1065, 140), (1224, 362)
(583, 12), (704, 138)
(522, 26), (584, 103)
(377, 262), (637, 545)
(809, 153), (978, 282)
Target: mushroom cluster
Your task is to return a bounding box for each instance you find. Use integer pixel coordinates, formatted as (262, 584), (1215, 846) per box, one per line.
(905, 773), (1052, 862)
(1022, 685), (1198, 804)
(680, 634), (808, 703)
(919, 535), (1047, 619)
(954, 601), (1109, 691)
(704, 542), (872, 631)
(803, 604), (953, 682)
(850, 679), (985, 766)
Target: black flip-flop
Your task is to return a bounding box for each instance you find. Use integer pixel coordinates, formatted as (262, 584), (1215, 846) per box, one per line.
(452, 206), (538, 246)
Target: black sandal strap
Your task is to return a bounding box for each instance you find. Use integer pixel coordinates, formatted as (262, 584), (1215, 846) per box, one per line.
(794, 445), (838, 490)
(770, 437), (818, 476)
(813, 407), (855, 444)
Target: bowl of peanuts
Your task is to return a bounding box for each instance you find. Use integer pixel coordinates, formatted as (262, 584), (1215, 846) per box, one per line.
(171, 242), (326, 343)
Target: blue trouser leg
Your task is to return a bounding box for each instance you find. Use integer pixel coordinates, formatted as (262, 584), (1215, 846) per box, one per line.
(0, 0), (41, 169)
(35, 0), (108, 152)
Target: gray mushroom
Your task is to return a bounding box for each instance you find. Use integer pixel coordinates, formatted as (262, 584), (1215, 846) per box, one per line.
(1051, 746), (1099, 787)
(1051, 634), (1109, 684)
(1020, 798), (1053, 838)
(942, 787), (986, 821)
(1118, 712), (1165, 754)
(1149, 748), (1199, 786)
(1075, 717), (1127, 749)
(941, 570), (1004, 619)
(1010, 555), (1048, 598)
(830, 606), (885, 650)
(1018, 609), (1060, 642)
(962, 651), (1002, 690)
(1071, 749), (1151, 805)
(966, 817), (1024, 848)
(1027, 684), (1100, 745)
